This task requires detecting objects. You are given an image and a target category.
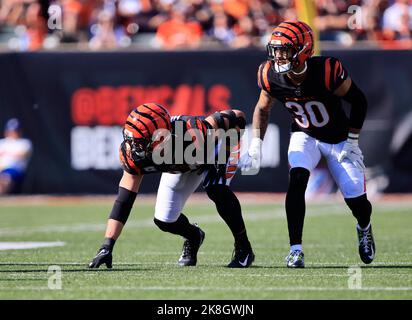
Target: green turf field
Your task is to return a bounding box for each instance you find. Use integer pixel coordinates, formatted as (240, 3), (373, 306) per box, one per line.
(0, 198), (411, 299)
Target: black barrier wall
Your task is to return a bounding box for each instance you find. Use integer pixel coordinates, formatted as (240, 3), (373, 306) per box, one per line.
(0, 49), (411, 194)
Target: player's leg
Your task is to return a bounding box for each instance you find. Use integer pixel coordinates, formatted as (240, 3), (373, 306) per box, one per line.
(203, 143), (254, 268)
(326, 142), (375, 264)
(0, 171), (13, 194)
(153, 171), (205, 266)
(0, 168), (23, 194)
(286, 132), (321, 268)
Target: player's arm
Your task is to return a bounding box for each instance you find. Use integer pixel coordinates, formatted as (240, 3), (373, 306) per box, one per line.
(252, 89), (276, 140)
(239, 90), (276, 174)
(334, 75), (368, 170)
(89, 171), (143, 269)
(105, 171), (143, 240)
(327, 56), (368, 136)
(334, 76), (368, 135)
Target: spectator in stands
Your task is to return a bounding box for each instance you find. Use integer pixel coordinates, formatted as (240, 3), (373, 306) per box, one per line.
(155, 6), (202, 49)
(314, 0), (353, 44)
(207, 11), (235, 45)
(89, 9), (119, 50)
(222, 0), (249, 21)
(0, 0), (47, 51)
(0, 0), (410, 50)
(353, 0), (388, 42)
(58, 0), (82, 43)
(24, 1), (47, 50)
(382, 0), (412, 40)
(0, 119), (33, 195)
(230, 14), (257, 48)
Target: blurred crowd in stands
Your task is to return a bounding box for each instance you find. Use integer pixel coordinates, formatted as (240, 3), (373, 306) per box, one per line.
(0, 0), (411, 51)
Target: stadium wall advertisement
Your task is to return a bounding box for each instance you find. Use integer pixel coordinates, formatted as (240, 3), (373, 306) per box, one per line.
(0, 50), (411, 194)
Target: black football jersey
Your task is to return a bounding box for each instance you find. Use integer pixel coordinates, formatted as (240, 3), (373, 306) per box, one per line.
(120, 115), (212, 175)
(258, 56), (350, 144)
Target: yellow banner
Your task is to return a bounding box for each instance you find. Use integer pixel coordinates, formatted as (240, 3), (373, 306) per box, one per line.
(295, 0), (320, 54)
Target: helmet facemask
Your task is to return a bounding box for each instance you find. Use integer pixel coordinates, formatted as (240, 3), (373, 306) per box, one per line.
(123, 128), (172, 162)
(123, 129), (152, 161)
(267, 42), (300, 74)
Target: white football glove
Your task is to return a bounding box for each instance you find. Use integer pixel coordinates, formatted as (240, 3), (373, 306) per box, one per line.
(337, 135), (365, 170)
(239, 137), (262, 175)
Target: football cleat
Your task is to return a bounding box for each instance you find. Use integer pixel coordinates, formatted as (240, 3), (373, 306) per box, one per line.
(357, 223), (376, 264)
(227, 245), (255, 268)
(285, 250), (305, 268)
(88, 247), (113, 269)
(178, 224), (205, 266)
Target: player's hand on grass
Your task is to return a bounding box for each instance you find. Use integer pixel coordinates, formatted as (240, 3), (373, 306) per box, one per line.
(88, 247), (113, 269)
(239, 137), (262, 175)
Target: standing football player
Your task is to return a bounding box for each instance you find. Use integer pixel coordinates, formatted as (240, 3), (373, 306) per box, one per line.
(89, 103), (255, 269)
(241, 21), (375, 268)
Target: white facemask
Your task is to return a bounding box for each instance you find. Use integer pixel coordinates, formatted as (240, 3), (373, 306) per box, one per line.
(274, 61), (292, 74)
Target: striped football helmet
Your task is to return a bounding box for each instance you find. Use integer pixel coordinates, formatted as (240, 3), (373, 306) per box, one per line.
(267, 20), (314, 74)
(123, 103), (171, 160)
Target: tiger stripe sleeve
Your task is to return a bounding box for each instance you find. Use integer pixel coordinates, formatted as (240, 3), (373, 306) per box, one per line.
(324, 57), (349, 92)
(257, 61), (272, 93)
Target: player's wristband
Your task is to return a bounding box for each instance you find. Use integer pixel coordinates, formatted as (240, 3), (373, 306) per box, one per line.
(347, 132), (359, 144)
(108, 187), (137, 224)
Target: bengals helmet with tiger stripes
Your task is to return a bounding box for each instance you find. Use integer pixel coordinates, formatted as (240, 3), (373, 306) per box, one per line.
(123, 103), (171, 161)
(267, 20), (314, 74)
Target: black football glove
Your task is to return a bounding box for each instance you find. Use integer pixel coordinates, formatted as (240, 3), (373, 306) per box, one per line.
(88, 247), (113, 269)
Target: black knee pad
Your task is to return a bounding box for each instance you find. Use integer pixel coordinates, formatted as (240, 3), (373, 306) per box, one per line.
(289, 167), (310, 192)
(206, 184), (234, 203)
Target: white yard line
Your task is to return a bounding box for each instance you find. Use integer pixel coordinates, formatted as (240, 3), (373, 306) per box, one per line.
(0, 242), (65, 250)
(0, 285), (411, 292)
(1, 261), (411, 266)
(0, 209), (347, 236)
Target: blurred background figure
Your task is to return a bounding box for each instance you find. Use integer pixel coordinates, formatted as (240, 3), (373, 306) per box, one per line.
(0, 0), (411, 50)
(155, 5), (202, 49)
(382, 0), (412, 40)
(89, 9), (120, 49)
(0, 119), (33, 195)
(0, 0), (47, 51)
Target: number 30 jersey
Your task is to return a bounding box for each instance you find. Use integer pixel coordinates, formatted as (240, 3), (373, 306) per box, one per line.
(258, 56), (350, 144)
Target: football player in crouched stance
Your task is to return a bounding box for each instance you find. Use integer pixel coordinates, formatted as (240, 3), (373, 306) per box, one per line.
(89, 103), (255, 269)
(240, 21), (375, 268)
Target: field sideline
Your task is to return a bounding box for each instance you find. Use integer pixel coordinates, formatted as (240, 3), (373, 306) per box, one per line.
(0, 193), (411, 300)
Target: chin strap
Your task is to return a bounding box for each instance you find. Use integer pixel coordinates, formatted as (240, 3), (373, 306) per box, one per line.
(291, 61), (307, 75)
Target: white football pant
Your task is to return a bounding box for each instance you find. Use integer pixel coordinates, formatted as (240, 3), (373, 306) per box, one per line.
(288, 132), (366, 199)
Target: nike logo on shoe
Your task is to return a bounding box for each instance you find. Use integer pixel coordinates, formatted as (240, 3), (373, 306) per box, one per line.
(368, 246), (375, 260)
(239, 254), (249, 267)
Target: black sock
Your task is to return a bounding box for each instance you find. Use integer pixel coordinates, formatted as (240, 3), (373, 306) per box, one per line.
(233, 229), (251, 249)
(344, 194), (372, 229)
(206, 185), (251, 249)
(285, 167), (310, 246)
